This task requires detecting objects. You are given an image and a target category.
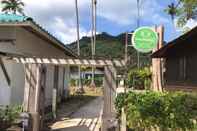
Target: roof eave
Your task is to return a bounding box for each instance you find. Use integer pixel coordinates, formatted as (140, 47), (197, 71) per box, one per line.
(28, 21), (78, 58)
(0, 21), (78, 58)
(151, 26), (197, 58)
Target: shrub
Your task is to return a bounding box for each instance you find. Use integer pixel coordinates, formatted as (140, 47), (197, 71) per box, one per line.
(70, 79), (77, 87)
(115, 91), (197, 130)
(0, 105), (22, 129)
(71, 77), (103, 87)
(126, 67), (152, 90)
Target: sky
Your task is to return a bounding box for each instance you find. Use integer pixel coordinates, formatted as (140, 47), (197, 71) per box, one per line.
(1, 0), (197, 44)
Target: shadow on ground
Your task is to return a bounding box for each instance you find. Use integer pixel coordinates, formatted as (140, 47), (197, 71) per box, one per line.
(47, 96), (103, 131)
(52, 125), (90, 131)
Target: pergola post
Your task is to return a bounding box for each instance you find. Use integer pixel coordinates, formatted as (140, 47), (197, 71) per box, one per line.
(15, 58), (125, 131)
(52, 65), (59, 119)
(152, 25), (164, 92)
(23, 64), (46, 131)
(102, 66), (118, 131)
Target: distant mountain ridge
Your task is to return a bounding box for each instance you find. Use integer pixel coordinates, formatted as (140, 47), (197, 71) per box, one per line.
(68, 32), (136, 59)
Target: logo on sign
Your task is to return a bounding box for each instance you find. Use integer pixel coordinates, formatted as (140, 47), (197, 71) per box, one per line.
(132, 27), (158, 53)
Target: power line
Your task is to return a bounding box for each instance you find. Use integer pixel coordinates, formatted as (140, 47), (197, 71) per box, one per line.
(137, 0), (140, 68)
(137, 0), (140, 28)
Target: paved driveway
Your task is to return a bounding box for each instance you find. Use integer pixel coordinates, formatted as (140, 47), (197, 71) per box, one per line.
(50, 97), (103, 131)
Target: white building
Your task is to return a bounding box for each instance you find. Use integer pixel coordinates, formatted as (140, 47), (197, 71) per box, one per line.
(0, 14), (76, 107)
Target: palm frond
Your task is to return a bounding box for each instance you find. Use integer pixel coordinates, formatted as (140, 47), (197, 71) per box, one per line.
(17, 7), (25, 15)
(1, 0), (10, 4)
(165, 2), (178, 21)
(1, 0), (25, 15)
(2, 6), (10, 12)
(16, 0), (24, 6)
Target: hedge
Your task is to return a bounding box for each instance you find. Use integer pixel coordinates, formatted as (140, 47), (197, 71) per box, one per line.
(115, 91), (197, 130)
(126, 67), (152, 90)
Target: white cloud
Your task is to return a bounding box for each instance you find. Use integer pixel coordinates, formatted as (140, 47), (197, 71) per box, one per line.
(97, 0), (169, 26)
(52, 17), (92, 44)
(22, 0), (92, 44)
(185, 19), (197, 29)
(0, 0), (171, 44)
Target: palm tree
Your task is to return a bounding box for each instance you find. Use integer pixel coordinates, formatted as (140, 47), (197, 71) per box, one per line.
(165, 0), (197, 27)
(90, 0), (97, 87)
(165, 2), (178, 22)
(1, 0), (25, 15)
(75, 0), (84, 93)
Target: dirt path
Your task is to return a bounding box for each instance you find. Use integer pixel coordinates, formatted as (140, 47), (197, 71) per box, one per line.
(50, 96), (103, 131)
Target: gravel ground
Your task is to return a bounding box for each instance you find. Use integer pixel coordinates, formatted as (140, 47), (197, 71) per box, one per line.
(50, 96), (103, 131)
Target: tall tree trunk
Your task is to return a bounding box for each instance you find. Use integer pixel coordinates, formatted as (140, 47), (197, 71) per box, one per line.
(91, 0), (97, 87)
(75, 0), (84, 93)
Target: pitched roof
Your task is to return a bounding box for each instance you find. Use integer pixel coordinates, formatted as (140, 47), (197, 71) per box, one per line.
(0, 14), (77, 58)
(0, 50), (26, 57)
(0, 13), (32, 22)
(151, 26), (197, 58)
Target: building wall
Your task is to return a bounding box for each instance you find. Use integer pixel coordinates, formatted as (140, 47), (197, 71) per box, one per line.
(165, 52), (197, 89)
(0, 58), (12, 105)
(0, 26), (71, 106)
(64, 65), (70, 97)
(10, 62), (25, 105)
(45, 65), (54, 107)
(165, 57), (180, 85)
(16, 27), (66, 58)
(57, 66), (64, 103)
(0, 27), (18, 105)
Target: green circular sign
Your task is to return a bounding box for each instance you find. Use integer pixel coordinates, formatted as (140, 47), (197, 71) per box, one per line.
(132, 27), (158, 53)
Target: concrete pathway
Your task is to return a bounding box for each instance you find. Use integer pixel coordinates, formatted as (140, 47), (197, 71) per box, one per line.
(50, 97), (103, 131)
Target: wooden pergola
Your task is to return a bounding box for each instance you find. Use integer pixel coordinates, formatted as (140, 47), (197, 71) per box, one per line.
(12, 57), (125, 131)
(0, 25), (164, 131)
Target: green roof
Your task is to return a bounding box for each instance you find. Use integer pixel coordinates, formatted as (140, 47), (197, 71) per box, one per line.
(0, 14), (32, 22)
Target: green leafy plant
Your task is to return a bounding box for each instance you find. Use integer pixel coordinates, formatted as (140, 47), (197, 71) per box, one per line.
(71, 77), (103, 87)
(115, 93), (128, 118)
(0, 105), (23, 130)
(115, 91), (197, 130)
(70, 79), (77, 87)
(126, 67), (152, 90)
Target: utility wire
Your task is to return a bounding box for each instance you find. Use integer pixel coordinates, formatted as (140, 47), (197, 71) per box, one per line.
(137, 0), (140, 68)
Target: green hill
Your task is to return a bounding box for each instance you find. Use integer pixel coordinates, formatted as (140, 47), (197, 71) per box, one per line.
(68, 32), (137, 59)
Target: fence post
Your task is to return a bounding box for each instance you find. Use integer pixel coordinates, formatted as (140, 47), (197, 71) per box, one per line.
(102, 66), (117, 131)
(121, 108), (127, 131)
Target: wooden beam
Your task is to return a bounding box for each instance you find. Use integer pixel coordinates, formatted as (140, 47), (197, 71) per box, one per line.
(13, 58), (125, 67)
(0, 57), (11, 86)
(52, 65), (59, 119)
(102, 66), (117, 131)
(33, 64), (42, 131)
(23, 64), (46, 131)
(23, 64), (31, 111)
(0, 38), (16, 45)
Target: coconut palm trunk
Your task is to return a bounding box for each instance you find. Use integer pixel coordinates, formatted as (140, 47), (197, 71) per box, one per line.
(75, 0), (84, 93)
(91, 0), (97, 88)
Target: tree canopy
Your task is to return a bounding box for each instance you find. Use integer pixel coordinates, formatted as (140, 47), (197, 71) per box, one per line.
(165, 0), (197, 27)
(1, 0), (25, 15)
